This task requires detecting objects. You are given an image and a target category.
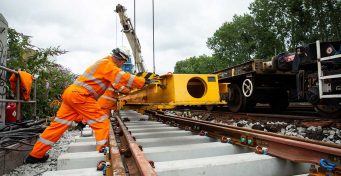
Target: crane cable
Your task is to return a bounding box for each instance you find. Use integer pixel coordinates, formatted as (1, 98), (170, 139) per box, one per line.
(133, 0), (156, 73)
(134, 0), (138, 72)
(115, 0), (156, 74)
(115, 9), (117, 48)
(152, 0), (155, 73)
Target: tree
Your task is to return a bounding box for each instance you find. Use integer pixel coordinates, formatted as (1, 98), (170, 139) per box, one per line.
(207, 15), (255, 68)
(175, 0), (341, 72)
(207, 14), (283, 68)
(7, 28), (77, 119)
(250, 0), (341, 50)
(174, 54), (219, 74)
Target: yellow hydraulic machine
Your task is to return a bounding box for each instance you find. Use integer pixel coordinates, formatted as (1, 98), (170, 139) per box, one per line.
(120, 73), (227, 111)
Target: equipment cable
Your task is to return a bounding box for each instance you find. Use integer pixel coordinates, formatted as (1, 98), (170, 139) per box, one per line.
(134, 0), (138, 72)
(0, 120), (46, 150)
(152, 0), (156, 73)
(116, 11), (118, 48)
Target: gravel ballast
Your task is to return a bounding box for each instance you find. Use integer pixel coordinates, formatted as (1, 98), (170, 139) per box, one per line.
(165, 110), (341, 144)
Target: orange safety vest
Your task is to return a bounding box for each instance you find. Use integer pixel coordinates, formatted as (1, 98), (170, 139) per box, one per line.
(9, 71), (33, 101)
(73, 56), (145, 99)
(97, 85), (130, 110)
(98, 87), (119, 109)
(119, 86), (130, 94)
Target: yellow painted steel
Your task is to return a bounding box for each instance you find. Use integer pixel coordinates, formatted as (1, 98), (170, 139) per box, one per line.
(219, 83), (229, 94)
(120, 74), (225, 110)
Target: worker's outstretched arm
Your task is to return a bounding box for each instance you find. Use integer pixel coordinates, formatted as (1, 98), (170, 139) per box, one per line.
(105, 69), (145, 89)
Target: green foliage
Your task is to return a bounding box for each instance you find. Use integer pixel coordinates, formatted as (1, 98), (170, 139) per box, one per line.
(207, 14), (283, 68)
(207, 15), (256, 68)
(174, 55), (219, 73)
(250, 0), (341, 50)
(7, 28), (77, 119)
(174, 0), (341, 73)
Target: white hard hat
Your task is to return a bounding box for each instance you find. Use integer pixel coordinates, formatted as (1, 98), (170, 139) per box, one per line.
(112, 48), (129, 61)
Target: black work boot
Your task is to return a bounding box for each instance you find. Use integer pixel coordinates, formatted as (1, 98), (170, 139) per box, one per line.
(75, 122), (86, 131)
(24, 154), (49, 164)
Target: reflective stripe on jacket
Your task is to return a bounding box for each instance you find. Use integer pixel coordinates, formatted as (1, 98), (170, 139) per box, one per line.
(110, 85), (130, 94)
(97, 86), (119, 109)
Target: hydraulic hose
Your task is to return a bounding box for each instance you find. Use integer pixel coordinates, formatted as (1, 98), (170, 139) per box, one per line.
(0, 119), (46, 149)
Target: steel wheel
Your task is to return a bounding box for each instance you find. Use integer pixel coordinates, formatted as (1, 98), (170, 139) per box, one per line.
(228, 84), (245, 112)
(314, 104), (341, 118)
(242, 79), (253, 97)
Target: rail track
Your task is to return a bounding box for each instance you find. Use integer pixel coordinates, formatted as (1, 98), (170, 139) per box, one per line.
(168, 108), (341, 125)
(40, 110), (341, 176)
(121, 111), (310, 176)
(164, 109), (341, 137)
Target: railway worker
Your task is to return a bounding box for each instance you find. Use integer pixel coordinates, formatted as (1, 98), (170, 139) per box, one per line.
(75, 84), (131, 130)
(97, 84), (130, 116)
(25, 48), (146, 164)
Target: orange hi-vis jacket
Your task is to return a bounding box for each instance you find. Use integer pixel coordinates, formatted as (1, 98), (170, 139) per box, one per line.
(74, 56), (144, 99)
(9, 71), (33, 101)
(29, 56), (145, 158)
(97, 85), (131, 116)
(97, 87), (119, 115)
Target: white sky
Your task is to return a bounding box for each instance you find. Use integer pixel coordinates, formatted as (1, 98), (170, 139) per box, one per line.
(0, 0), (252, 74)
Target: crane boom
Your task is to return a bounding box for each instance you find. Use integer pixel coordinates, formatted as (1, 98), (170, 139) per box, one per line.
(115, 4), (146, 73)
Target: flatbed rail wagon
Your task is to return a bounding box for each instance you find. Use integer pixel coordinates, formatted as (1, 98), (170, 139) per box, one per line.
(215, 40), (341, 117)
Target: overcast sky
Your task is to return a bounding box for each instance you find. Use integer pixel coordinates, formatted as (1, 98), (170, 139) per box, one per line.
(0, 0), (252, 75)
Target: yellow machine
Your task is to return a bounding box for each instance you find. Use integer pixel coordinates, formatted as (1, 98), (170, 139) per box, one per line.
(120, 73), (227, 111)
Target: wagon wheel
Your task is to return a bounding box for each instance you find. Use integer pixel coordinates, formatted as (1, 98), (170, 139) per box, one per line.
(227, 84), (246, 112)
(314, 104), (341, 118)
(242, 79), (253, 97)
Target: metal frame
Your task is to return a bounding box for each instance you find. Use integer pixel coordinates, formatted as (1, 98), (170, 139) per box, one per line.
(316, 40), (341, 98)
(0, 65), (37, 126)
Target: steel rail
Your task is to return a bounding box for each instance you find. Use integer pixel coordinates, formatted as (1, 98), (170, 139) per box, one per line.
(175, 109), (321, 120)
(115, 116), (157, 176)
(147, 110), (341, 170)
(108, 125), (125, 176)
(158, 111), (339, 147)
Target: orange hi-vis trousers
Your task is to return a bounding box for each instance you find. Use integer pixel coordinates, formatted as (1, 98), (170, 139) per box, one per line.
(29, 85), (110, 158)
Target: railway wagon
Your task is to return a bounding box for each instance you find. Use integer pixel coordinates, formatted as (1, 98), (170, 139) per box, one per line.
(215, 41), (341, 117)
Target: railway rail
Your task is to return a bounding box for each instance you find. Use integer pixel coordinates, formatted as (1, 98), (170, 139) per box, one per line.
(167, 108), (341, 126)
(40, 110), (341, 176)
(145, 110), (341, 175)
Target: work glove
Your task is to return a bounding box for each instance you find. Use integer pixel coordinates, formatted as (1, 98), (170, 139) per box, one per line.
(144, 78), (156, 85)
